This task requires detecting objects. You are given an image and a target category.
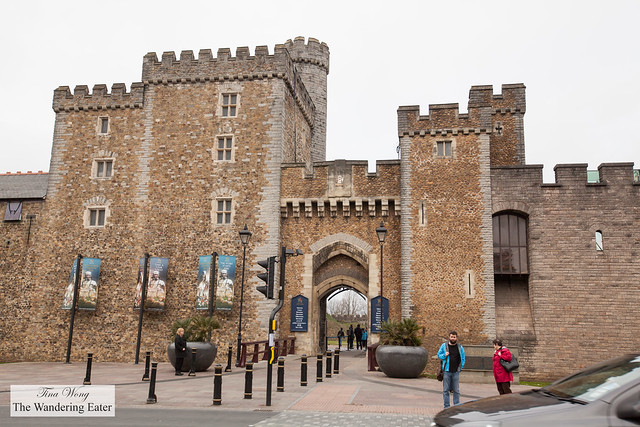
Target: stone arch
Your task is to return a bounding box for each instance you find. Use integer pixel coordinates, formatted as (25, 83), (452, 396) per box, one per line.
(492, 201), (531, 216)
(306, 233), (374, 353)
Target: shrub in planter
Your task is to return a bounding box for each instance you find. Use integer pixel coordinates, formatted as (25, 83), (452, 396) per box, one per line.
(167, 315), (220, 372)
(376, 318), (428, 378)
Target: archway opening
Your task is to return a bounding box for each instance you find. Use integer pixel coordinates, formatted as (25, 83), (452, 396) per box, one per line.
(319, 285), (368, 351)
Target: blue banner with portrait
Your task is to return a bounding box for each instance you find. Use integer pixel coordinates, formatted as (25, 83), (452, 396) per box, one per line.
(195, 255), (212, 310)
(215, 255), (236, 311)
(78, 258), (101, 310)
(145, 257), (169, 311)
(62, 258), (79, 310)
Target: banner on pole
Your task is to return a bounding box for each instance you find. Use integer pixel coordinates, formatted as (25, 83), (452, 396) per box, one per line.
(145, 257), (169, 311)
(195, 255), (212, 310)
(214, 255), (236, 311)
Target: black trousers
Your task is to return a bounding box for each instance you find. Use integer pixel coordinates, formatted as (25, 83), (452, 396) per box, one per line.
(496, 382), (512, 395)
(176, 357), (184, 373)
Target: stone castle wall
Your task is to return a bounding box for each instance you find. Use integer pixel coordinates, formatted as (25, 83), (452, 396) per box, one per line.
(492, 162), (640, 380)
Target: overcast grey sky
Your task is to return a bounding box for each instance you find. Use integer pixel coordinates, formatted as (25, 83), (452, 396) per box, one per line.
(1, 0), (638, 182)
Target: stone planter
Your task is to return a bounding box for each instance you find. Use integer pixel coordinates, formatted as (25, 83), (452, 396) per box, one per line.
(376, 345), (428, 378)
(167, 341), (217, 372)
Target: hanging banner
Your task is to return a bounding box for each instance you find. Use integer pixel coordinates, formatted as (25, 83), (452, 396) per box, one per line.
(370, 296), (389, 334)
(133, 258), (145, 310)
(145, 257), (169, 311)
(195, 255), (212, 310)
(78, 258), (101, 310)
(215, 255), (236, 311)
(61, 258), (79, 310)
(290, 295), (308, 332)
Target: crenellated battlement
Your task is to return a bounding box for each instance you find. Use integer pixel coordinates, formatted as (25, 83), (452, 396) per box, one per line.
(52, 83), (144, 112)
(398, 83), (526, 136)
(284, 36), (330, 73)
(141, 41), (318, 126)
(492, 162), (639, 188)
(469, 83), (526, 114)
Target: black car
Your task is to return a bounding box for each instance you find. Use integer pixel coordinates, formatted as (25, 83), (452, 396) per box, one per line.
(432, 353), (640, 426)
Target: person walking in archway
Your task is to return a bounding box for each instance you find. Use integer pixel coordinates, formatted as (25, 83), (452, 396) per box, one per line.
(347, 325), (354, 350)
(355, 324), (363, 350)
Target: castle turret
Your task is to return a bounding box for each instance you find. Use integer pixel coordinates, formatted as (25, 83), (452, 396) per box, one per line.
(284, 37), (330, 163)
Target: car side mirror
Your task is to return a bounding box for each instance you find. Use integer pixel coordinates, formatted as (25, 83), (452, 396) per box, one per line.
(617, 393), (640, 421)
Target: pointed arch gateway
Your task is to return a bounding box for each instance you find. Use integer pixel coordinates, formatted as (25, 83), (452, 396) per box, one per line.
(302, 233), (379, 354)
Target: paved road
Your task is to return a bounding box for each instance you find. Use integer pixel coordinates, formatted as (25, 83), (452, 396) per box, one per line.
(0, 349), (529, 426)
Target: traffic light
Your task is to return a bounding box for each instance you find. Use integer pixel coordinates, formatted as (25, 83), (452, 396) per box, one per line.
(257, 256), (276, 299)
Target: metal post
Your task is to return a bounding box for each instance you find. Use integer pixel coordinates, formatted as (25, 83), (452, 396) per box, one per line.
(334, 348), (340, 374)
(146, 362), (157, 404)
(65, 255), (82, 363)
(208, 252), (217, 319)
(225, 344), (232, 372)
(316, 353), (323, 382)
(236, 236), (248, 366)
(135, 254), (150, 364)
(277, 356), (285, 392)
(266, 246), (287, 407)
(244, 362), (253, 399)
(325, 350), (332, 378)
(300, 354), (307, 386)
(142, 351), (151, 381)
(213, 364), (222, 405)
(83, 353), (93, 385)
(188, 348), (197, 376)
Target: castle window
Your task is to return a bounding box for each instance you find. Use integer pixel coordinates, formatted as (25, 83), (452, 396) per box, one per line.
(436, 141), (452, 158)
(93, 159), (114, 178)
(87, 208), (106, 227)
(493, 213), (528, 274)
(98, 117), (109, 134)
(4, 201), (22, 221)
(419, 200), (427, 226)
(221, 93), (238, 117)
(216, 198), (232, 224)
(595, 230), (604, 251)
(216, 136), (234, 161)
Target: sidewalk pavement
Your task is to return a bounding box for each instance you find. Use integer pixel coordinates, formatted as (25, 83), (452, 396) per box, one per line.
(0, 349), (530, 418)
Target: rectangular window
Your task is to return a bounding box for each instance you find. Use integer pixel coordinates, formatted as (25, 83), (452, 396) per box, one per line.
(89, 208), (106, 227)
(4, 201), (23, 221)
(95, 160), (113, 178)
(217, 137), (233, 161)
(99, 117), (109, 134)
(221, 94), (237, 117)
(436, 141), (452, 157)
(216, 199), (232, 224)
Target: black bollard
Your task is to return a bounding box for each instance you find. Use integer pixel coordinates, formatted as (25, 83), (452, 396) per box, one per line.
(142, 351), (151, 381)
(316, 353), (323, 382)
(300, 354), (307, 386)
(188, 348), (197, 376)
(334, 348), (340, 374)
(326, 350), (333, 378)
(225, 344), (233, 372)
(244, 362), (253, 399)
(277, 356), (285, 392)
(146, 362), (158, 404)
(212, 364), (222, 405)
(83, 353), (93, 385)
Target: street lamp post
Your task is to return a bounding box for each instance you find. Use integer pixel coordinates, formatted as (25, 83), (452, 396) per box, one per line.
(376, 221), (387, 322)
(236, 224), (252, 366)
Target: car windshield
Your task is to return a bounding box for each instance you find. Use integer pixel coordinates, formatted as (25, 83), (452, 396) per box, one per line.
(543, 354), (640, 402)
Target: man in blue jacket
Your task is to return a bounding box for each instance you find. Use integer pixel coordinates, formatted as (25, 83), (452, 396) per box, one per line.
(438, 331), (465, 408)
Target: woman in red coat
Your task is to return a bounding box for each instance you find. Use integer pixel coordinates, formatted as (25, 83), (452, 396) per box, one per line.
(492, 339), (513, 395)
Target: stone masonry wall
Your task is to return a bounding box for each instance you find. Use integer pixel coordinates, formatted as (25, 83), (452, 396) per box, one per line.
(492, 163), (640, 380)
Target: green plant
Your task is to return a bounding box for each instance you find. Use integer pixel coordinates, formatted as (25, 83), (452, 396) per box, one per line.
(170, 315), (220, 342)
(379, 318), (423, 346)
